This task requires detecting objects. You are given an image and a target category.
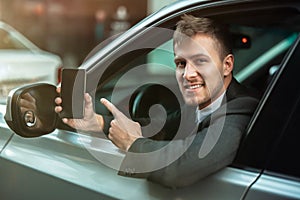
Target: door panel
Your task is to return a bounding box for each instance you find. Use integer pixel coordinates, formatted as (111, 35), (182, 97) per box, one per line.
(0, 105), (13, 152)
(0, 126), (258, 199)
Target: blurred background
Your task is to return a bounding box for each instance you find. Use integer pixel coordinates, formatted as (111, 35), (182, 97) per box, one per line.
(0, 0), (176, 68)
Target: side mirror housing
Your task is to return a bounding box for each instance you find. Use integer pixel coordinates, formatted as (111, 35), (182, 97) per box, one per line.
(5, 83), (59, 137)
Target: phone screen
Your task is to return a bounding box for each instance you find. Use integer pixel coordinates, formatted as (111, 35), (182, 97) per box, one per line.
(60, 68), (86, 119)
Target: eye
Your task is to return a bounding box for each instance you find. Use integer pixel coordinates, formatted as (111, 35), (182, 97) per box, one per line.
(175, 60), (186, 69)
(194, 58), (208, 65)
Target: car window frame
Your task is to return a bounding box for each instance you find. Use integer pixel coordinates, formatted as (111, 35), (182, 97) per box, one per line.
(74, 1), (300, 127)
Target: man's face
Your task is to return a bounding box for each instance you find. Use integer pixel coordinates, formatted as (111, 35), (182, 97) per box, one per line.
(174, 34), (230, 109)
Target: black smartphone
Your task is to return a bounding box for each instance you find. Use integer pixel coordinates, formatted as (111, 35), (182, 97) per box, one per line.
(60, 68), (86, 119)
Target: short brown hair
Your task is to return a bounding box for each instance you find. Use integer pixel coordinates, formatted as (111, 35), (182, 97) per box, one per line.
(174, 15), (232, 60)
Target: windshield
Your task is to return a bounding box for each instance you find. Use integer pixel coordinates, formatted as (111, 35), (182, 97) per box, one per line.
(0, 28), (29, 50)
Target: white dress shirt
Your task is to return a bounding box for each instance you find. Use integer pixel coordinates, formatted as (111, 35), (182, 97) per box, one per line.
(195, 92), (225, 124)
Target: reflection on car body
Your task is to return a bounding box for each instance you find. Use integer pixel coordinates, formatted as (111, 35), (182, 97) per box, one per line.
(1, 0), (300, 199)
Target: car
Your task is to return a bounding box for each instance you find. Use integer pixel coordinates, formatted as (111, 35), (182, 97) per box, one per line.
(0, 21), (63, 104)
(1, 0), (300, 199)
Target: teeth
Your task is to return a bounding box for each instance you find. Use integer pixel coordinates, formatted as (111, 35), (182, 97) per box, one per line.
(188, 84), (201, 89)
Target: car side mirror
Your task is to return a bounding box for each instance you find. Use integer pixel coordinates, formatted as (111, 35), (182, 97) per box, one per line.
(4, 83), (59, 137)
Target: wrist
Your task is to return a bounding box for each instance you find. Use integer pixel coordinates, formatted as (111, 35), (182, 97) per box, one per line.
(125, 135), (143, 152)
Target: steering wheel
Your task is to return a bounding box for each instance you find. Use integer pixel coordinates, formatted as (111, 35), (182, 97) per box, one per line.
(129, 84), (181, 140)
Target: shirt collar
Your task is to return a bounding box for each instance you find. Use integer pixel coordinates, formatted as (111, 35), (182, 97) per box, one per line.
(195, 91), (225, 124)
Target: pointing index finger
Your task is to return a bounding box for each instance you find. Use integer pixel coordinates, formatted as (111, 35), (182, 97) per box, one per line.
(100, 98), (119, 117)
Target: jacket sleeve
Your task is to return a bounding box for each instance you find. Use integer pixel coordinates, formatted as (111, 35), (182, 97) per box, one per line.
(118, 96), (259, 188)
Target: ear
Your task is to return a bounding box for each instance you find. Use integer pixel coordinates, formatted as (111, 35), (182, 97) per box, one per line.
(223, 54), (234, 76)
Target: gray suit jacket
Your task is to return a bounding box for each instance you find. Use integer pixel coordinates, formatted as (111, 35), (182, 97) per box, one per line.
(105, 79), (259, 188)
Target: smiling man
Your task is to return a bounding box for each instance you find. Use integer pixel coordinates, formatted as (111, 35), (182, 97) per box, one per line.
(55, 15), (259, 188)
(173, 30), (233, 110)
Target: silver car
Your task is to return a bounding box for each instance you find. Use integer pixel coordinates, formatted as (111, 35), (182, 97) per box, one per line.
(1, 0), (300, 199)
(0, 21), (62, 103)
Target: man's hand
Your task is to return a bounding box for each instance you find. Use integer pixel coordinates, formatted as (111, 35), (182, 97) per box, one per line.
(101, 98), (143, 151)
(55, 87), (104, 133)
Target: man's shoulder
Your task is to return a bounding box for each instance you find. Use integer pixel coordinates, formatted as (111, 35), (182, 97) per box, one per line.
(226, 78), (260, 101)
(216, 78), (260, 118)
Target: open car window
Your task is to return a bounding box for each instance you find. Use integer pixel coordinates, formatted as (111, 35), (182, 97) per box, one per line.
(92, 25), (298, 117)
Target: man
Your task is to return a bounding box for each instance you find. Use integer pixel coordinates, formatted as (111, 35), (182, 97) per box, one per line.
(55, 15), (259, 188)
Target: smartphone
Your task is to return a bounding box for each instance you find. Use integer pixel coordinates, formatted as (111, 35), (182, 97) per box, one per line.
(60, 68), (86, 119)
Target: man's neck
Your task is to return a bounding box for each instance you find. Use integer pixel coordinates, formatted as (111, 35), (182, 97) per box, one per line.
(196, 91), (225, 124)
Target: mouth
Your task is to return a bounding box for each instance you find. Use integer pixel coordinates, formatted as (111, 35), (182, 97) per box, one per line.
(184, 83), (204, 90)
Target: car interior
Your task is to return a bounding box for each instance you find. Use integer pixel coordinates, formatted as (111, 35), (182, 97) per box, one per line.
(90, 5), (300, 130)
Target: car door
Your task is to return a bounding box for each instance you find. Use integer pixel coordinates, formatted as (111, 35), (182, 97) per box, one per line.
(0, 105), (13, 152)
(234, 34), (300, 199)
(70, 1), (300, 199)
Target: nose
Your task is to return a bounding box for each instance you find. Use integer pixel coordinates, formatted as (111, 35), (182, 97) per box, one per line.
(183, 62), (198, 79)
